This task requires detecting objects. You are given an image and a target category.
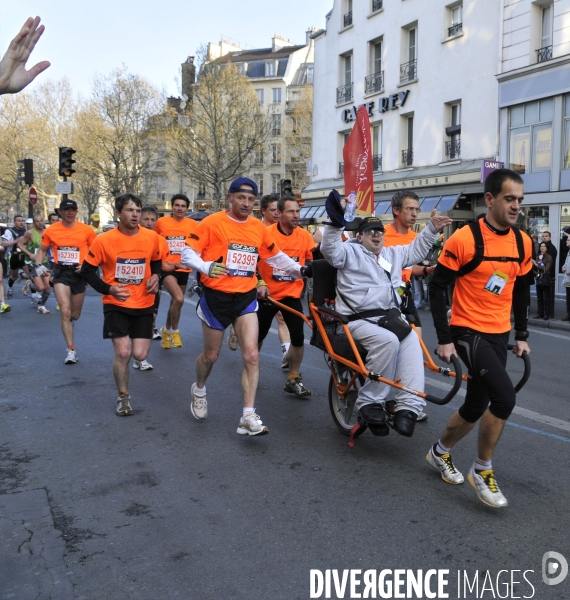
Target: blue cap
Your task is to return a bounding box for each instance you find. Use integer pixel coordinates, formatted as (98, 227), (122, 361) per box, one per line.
(228, 177), (258, 197)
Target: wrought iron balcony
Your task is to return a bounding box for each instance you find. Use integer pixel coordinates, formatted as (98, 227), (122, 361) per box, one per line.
(336, 83), (353, 104)
(536, 45), (553, 63)
(372, 154), (382, 172)
(402, 149), (414, 167)
(445, 138), (461, 160)
(365, 71), (384, 95)
(448, 22), (462, 37)
(339, 162), (344, 174)
(400, 59), (417, 83)
(372, 0), (383, 12)
(344, 11), (353, 27)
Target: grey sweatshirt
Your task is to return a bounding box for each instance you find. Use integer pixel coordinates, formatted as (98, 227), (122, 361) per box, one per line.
(320, 223), (439, 319)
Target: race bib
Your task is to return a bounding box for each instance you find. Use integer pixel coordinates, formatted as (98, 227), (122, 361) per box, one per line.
(484, 270), (508, 296)
(273, 256), (298, 282)
(166, 236), (185, 255)
(115, 258), (145, 285)
(57, 246), (80, 266)
(226, 243), (258, 277)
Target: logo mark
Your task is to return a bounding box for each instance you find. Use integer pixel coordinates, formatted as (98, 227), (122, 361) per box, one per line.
(542, 551), (568, 586)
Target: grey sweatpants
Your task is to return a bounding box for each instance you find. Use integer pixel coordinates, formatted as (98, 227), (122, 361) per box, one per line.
(347, 319), (426, 414)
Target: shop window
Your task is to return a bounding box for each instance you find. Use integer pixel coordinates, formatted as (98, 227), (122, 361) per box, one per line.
(508, 99), (553, 174)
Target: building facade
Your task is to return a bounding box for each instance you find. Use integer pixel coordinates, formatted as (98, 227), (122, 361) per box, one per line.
(305, 0), (502, 231)
(207, 32), (316, 198)
(497, 0), (570, 292)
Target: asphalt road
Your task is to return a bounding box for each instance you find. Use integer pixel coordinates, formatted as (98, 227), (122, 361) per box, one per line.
(1, 286), (569, 600)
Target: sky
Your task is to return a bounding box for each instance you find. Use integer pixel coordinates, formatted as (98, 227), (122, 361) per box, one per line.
(0, 1), (332, 99)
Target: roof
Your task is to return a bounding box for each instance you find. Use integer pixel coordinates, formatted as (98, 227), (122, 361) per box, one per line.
(215, 45), (305, 64)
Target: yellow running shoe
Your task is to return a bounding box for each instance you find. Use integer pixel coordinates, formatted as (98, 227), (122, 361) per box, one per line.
(171, 330), (183, 348)
(161, 326), (171, 349)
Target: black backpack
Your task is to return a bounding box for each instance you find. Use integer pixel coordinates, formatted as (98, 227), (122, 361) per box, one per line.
(457, 216), (525, 277)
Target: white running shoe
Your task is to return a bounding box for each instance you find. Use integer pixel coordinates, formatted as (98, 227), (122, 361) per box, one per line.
(426, 446), (464, 484)
(237, 412), (268, 436)
(152, 327), (162, 340)
(64, 349), (77, 364)
(467, 466), (508, 508)
(133, 359), (153, 371)
(37, 305), (50, 314)
(227, 330), (238, 351)
(190, 383), (208, 420)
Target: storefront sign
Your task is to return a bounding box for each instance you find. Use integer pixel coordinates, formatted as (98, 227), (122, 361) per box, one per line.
(480, 159), (504, 183)
(341, 91), (410, 123)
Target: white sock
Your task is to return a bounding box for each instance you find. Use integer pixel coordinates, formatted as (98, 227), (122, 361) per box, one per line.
(475, 458), (492, 471)
(435, 440), (451, 456)
(194, 385), (206, 393)
(281, 342), (290, 356)
(171, 329), (179, 334)
(243, 407), (255, 417)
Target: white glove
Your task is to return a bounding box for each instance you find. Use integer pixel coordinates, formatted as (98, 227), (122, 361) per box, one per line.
(35, 264), (49, 277)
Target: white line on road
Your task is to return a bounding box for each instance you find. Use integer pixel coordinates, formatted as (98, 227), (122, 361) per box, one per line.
(527, 326), (570, 341)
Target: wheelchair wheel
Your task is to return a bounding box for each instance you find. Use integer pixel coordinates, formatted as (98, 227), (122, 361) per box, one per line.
(328, 367), (366, 436)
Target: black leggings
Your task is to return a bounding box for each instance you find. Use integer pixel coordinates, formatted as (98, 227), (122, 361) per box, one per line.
(257, 297), (305, 347)
(451, 328), (515, 422)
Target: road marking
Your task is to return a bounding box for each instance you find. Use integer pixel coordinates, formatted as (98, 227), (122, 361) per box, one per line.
(527, 326), (570, 341)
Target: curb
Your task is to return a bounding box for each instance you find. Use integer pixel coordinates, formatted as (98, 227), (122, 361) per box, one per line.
(526, 317), (570, 332)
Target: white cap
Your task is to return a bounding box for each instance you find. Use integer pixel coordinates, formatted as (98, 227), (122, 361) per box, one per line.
(25, 218), (33, 224)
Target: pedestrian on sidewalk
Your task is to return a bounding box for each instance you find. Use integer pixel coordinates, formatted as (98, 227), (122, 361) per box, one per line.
(533, 242), (552, 320)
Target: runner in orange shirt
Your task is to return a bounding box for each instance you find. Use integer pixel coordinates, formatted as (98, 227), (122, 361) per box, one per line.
(80, 194), (163, 417)
(155, 194), (198, 349)
(179, 177), (305, 435)
(257, 196), (314, 398)
(426, 169), (532, 508)
(34, 199), (97, 364)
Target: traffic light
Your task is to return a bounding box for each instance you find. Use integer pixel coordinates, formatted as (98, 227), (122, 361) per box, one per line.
(280, 178), (292, 197)
(17, 159), (34, 185)
(58, 147), (76, 177)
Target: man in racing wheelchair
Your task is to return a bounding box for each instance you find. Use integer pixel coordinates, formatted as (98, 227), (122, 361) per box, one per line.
(320, 190), (452, 437)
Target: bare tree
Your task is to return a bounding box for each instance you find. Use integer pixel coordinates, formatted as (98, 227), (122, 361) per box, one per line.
(167, 59), (271, 211)
(76, 67), (163, 209)
(283, 85), (313, 193)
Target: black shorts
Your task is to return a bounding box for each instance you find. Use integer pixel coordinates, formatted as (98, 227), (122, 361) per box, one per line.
(160, 270), (189, 287)
(450, 327), (515, 422)
(9, 253), (25, 271)
(52, 266), (86, 295)
(257, 297), (305, 347)
(103, 309), (154, 340)
(197, 287), (257, 331)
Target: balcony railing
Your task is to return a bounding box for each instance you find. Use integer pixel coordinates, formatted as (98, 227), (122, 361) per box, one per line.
(336, 83), (353, 104)
(344, 11), (353, 27)
(536, 45), (553, 63)
(400, 59), (417, 83)
(339, 162), (344, 174)
(372, 0), (383, 12)
(445, 138), (461, 160)
(372, 154), (382, 172)
(365, 71), (384, 95)
(402, 149), (414, 167)
(271, 127), (281, 136)
(448, 22), (463, 37)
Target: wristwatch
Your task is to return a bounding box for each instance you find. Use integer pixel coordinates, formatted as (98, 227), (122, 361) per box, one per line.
(514, 330), (529, 341)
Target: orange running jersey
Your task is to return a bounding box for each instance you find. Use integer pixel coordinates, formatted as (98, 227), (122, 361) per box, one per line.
(439, 223), (532, 334)
(258, 224), (314, 300)
(185, 211), (279, 294)
(41, 222), (97, 267)
(382, 223), (418, 283)
(85, 226), (162, 310)
(155, 216), (198, 272)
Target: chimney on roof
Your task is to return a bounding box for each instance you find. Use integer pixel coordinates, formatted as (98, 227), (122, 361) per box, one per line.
(181, 56), (195, 104)
(272, 34), (295, 52)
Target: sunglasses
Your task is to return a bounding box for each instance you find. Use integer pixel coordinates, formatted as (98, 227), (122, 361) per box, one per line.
(362, 228), (385, 236)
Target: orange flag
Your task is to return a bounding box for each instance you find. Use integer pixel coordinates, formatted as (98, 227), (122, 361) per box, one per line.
(342, 105), (374, 216)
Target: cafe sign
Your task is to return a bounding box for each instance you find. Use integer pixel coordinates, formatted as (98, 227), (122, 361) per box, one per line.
(341, 90), (410, 123)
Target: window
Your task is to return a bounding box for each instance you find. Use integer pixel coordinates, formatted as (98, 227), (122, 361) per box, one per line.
(366, 40), (384, 94)
(337, 54), (353, 104)
(271, 174), (280, 194)
(402, 116), (414, 166)
(537, 5), (553, 62)
(272, 114), (281, 135)
(344, 54), (352, 86)
(256, 89), (264, 105)
(254, 149), (264, 166)
(271, 144), (281, 164)
(372, 0), (383, 12)
(306, 66), (314, 84)
(266, 62), (275, 77)
(272, 87), (282, 103)
(508, 99), (553, 174)
(445, 102), (461, 159)
(408, 28), (417, 63)
(372, 123), (382, 171)
(448, 3), (463, 37)
(373, 41), (382, 75)
(400, 28), (418, 83)
(564, 96), (570, 169)
(254, 174), (264, 196)
(343, 0), (353, 28)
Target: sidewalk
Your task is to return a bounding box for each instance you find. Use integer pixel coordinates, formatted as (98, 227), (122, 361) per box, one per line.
(526, 293), (570, 332)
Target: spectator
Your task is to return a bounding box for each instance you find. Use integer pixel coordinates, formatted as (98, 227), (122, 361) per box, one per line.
(533, 242), (553, 320)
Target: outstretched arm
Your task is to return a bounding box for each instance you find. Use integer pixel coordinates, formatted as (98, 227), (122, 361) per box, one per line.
(0, 17), (50, 95)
